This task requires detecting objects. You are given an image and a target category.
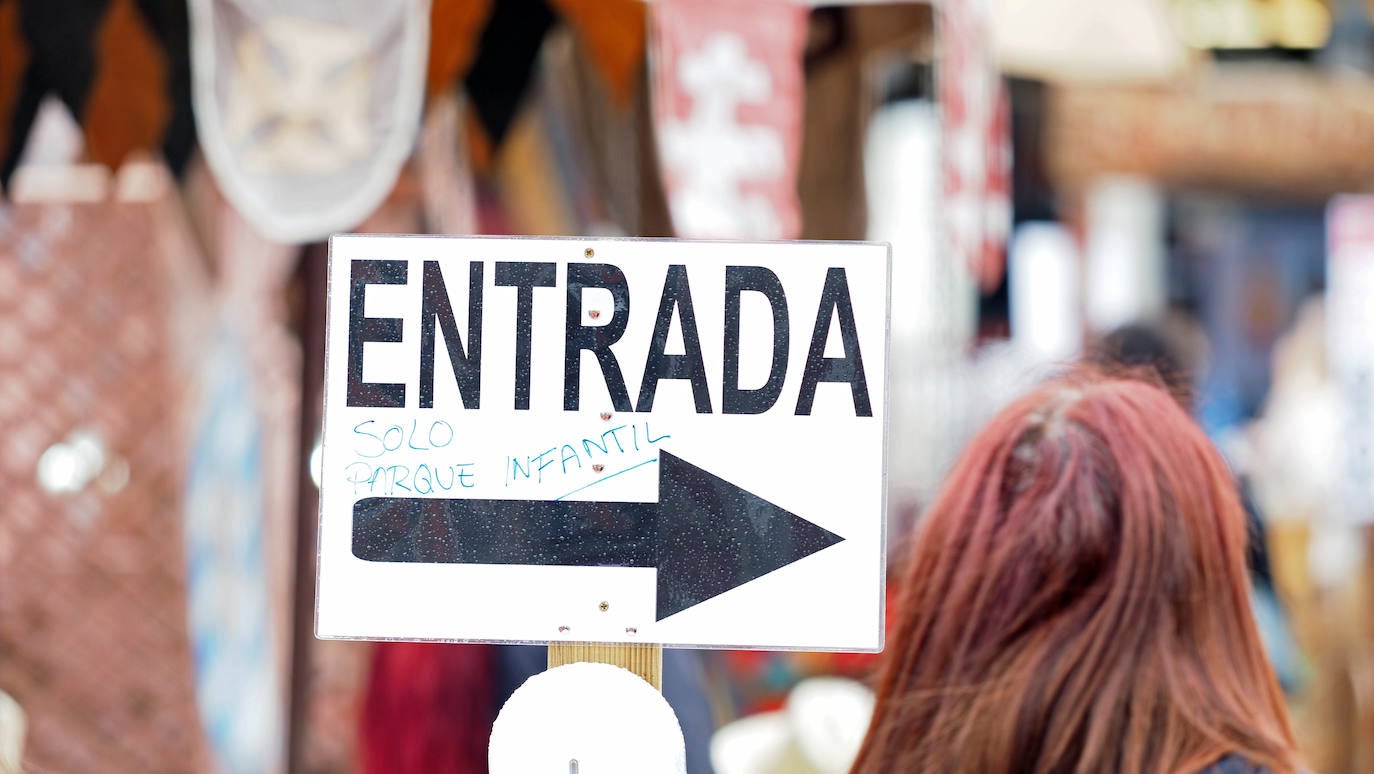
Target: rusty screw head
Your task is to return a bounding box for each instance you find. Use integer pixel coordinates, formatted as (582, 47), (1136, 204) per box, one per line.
(584, 247), (595, 258)
(600, 412), (612, 421)
(558, 625), (570, 632)
(599, 601), (609, 612)
(625, 627), (638, 635)
(588, 309), (601, 320)
(592, 464), (605, 473)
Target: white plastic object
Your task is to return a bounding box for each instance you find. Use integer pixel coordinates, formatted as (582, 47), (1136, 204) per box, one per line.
(489, 662), (686, 774)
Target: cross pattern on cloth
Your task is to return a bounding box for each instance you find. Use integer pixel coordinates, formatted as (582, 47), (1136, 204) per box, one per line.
(651, 0), (807, 241)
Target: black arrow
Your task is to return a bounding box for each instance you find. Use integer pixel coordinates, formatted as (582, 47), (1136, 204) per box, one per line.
(351, 450), (844, 620)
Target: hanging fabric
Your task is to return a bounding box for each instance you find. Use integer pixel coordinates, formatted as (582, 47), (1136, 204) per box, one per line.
(460, 0), (555, 167)
(938, 0), (1012, 292)
(0, 164), (221, 772)
(0, 0), (30, 182)
(0, 0), (193, 191)
(797, 4), (933, 241)
(129, 0), (197, 175)
(650, 0), (808, 240)
(416, 90), (478, 236)
(547, 0), (645, 106)
(425, 0), (491, 101)
(540, 27), (672, 237)
(172, 151), (307, 774)
(359, 642), (497, 774)
(82, 0), (170, 172)
(426, 0), (645, 171)
(188, 0), (430, 243)
(0, 0), (105, 187)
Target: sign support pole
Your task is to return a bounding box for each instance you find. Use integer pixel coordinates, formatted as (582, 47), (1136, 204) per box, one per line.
(548, 642), (664, 691)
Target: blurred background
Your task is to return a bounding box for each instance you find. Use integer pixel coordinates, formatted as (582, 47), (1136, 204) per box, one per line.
(3, 0), (1374, 771)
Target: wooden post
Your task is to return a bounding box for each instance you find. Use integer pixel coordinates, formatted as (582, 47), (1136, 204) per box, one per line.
(548, 642), (664, 691)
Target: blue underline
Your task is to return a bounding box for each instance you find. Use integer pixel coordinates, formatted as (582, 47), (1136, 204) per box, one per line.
(553, 457), (660, 502)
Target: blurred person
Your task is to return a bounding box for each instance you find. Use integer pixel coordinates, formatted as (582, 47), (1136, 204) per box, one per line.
(1245, 298), (1367, 772)
(1089, 320), (1204, 410)
(1090, 322), (1305, 693)
(852, 373), (1300, 773)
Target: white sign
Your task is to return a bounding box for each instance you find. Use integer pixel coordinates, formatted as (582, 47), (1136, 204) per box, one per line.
(316, 235), (889, 650)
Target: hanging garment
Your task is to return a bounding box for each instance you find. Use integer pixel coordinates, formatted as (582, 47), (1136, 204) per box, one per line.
(460, 0), (554, 164)
(425, 0), (491, 102)
(0, 0), (105, 187)
(183, 328), (287, 774)
(0, 0), (193, 190)
(796, 5), (933, 241)
(0, 168), (217, 772)
(359, 642), (497, 774)
(425, 0), (645, 170)
(650, 0), (808, 240)
(82, 0), (169, 172)
(188, 0), (430, 242)
(938, 0), (1012, 292)
(0, 0), (30, 180)
(540, 28), (672, 238)
(547, 0), (644, 106)
(130, 0), (196, 175)
(173, 155), (303, 774)
(416, 90), (478, 236)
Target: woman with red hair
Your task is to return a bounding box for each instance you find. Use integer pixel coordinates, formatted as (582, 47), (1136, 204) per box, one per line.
(854, 373), (1300, 773)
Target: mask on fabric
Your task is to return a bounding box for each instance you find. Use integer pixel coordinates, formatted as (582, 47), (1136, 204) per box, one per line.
(188, 0), (429, 242)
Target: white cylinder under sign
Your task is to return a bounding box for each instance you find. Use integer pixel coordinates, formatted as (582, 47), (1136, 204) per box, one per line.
(489, 663), (687, 774)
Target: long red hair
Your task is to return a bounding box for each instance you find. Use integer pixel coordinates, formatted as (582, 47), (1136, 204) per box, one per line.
(854, 374), (1298, 773)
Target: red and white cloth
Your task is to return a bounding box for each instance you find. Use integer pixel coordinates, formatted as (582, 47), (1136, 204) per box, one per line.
(938, 0), (1011, 291)
(650, 0), (807, 241)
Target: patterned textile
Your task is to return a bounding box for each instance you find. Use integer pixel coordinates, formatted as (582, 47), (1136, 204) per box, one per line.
(650, 0), (808, 240)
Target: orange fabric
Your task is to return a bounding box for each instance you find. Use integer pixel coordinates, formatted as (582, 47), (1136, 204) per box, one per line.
(0, 0), (28, 163)
(549, 0), (644, 104)
(83, 0), (169, 170)
(426, 0), (493, 99)
(426, 0), (644, 165)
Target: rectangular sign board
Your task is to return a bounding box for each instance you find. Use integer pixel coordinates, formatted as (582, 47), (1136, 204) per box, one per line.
(316, 235), (890, 650)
